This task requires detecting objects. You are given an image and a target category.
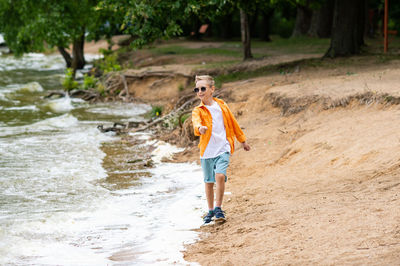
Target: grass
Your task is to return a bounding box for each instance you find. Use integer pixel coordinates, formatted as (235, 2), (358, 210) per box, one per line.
(193, 60), (241, 70)
(149, 45), (242, 57)
(220, 36), (331, 56)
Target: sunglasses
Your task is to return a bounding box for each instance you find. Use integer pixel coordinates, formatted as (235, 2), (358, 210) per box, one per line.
(193, 87), (207, 93)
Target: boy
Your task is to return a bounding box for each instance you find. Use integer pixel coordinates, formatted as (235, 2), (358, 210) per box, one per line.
(192, 75), (250, 224)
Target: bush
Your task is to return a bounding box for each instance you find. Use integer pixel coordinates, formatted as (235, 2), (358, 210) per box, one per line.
(147, 105), (163, 119)
(96, 51), (122, 73)
(82, 74), (98, 90)
(180, 113), (190, 124)
(62, 68), (79, 91)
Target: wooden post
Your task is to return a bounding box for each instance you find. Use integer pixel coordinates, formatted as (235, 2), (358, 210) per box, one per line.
(384, 0), (388, 53)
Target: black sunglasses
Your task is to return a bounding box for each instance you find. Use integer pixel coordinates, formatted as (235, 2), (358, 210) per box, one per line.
(194, 87), (207, 93)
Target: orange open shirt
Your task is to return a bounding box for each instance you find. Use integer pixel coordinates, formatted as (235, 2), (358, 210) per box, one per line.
(192, 98), (246, 157)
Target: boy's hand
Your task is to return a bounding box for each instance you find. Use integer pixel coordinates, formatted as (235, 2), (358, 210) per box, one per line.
(242, 142), (251, 151)
(199, 126), (208, 135)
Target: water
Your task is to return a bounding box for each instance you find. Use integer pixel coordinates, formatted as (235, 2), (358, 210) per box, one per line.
(0, 53), (204, 265)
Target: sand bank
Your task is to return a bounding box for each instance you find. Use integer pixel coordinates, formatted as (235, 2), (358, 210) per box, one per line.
(183, 59), (400, 265)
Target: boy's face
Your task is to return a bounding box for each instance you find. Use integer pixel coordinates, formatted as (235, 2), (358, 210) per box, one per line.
(195, 80), (214, 103)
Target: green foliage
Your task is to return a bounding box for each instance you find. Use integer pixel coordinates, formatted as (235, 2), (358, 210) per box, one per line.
(62, 68), (79, 91)
(95, 82), (106, 96)
(62, 69), (99, 91)
(150, 45), (241, 57)
(82, 74), (98, 90)
(148, 106), (163, 118)
(98, 0), (190, 49)
(99, 48), (114, 57)
(0, 0), (118, 68)
(96, 53), (122, 73)
(180, 113), (190, 124)
(178, 84), (185, 92)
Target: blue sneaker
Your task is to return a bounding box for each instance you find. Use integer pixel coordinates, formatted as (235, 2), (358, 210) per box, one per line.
(203, 210), (214, 224)
(214, 207), (226, 222)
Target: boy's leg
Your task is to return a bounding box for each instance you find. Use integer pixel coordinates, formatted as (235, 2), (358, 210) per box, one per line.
(214, 152), (230, 207)
(205, 182), (214, 210)
(215, 173), (225, 207)
(201, 158), (216, 224)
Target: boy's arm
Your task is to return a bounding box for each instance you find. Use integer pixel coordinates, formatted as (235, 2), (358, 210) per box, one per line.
(225, 104), (246, 143)
(192, 108), (202, 136)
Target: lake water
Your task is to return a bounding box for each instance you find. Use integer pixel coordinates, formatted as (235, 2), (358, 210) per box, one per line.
(0, 52), (204, 265)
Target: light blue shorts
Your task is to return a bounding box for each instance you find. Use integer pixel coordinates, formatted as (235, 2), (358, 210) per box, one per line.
(200, 152), (230, 183)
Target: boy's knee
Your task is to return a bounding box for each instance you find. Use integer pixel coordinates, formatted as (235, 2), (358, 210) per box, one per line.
(215, 173), (225, 181)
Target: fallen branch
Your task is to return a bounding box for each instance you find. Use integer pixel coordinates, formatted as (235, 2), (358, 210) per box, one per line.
(130, 87), (229, 133)
(69, 89), (99, 101)
(44, 91), (66, 99)
(131, 97), (199, 133)
(118, 74), (131, 102)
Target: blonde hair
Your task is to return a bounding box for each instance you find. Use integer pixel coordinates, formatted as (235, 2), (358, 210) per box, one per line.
(195, 75), (215, 86)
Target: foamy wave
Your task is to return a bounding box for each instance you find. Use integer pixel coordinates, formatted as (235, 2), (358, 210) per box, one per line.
(87, 102), (151, 120)
(0, 114), (79, 137)
(0, 53), (65, 71)
(32, 113), (78, 129)
(18, 81), (44, 92)
(44, 95), (74, 113)
(4, 105), (38, 111)
(150, 140), (185, 163)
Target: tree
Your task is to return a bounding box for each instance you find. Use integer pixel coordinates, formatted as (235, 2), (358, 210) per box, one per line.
(0, 0), (112, 74)
(229, 1), (263, 60)
(325, 0), (366, 57)
(307, 0), (334, 38)
(100, 0), (196, 49)
(240, 9), (253, 59)
(291, 1), (313, 37)
(260, 8), (275, 42)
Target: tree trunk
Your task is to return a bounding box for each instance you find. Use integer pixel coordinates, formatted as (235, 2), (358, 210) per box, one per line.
(291, 4), (313, 38)
(58, 46), (72, 68)
(308, 9), (320, 37)
(317, 0), (334, 38)
(325, 0), (366, 57)
(261, 9), (274, 42)
(71, 32), (86, 73)
(240, 9), (253, 60)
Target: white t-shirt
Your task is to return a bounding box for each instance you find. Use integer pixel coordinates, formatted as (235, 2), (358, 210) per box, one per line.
(201, 101), (231, 159)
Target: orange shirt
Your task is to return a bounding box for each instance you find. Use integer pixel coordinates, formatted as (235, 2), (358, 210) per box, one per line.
(192, 98), (246, 157)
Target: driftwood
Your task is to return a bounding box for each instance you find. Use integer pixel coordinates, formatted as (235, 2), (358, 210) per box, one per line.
(97, 121), (148, 135)
(97, 124), (123, 134)
(130, 88), (229, 133)
(44, 91), (66, 99)
(69, 89), (99, 101)
(130, 96), (199, 133)
(117, 74), (132, 102)
(44, 90), (99, 102)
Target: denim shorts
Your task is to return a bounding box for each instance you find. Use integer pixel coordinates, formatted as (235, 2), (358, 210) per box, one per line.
(200, 152), (230, 183)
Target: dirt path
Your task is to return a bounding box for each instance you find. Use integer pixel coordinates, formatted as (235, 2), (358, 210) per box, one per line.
(183, 60), (400, 265)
